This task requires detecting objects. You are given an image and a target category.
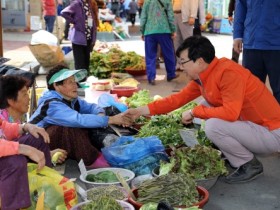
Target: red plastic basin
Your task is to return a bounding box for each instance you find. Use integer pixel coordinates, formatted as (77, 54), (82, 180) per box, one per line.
(110, 86), (139, 97)
(128, 186), (209, 210)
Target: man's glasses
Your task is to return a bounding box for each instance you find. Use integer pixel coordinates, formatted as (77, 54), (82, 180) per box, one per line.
(179, 59), (192, 66)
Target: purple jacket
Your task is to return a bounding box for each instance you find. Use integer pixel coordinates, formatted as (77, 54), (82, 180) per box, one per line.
(61, 0), (97, 46)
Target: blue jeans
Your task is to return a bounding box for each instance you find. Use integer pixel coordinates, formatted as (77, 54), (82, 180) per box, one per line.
(44, 15), (56, 33)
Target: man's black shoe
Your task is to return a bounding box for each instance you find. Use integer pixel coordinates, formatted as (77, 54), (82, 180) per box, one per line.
(167, 74), (179, 82)
(148, 80), (155, 85)
(225, 156), (263, 184)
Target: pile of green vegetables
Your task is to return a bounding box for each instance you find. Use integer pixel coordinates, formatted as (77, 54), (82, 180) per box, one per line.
(87, 185), (126, 201)
(135, 101), (198, 147)
(81, 196), (122, 210)
(126, 89), (154, 108)
(89, 48), (145, 78)
(159, 145), (228, 179)
(136, 115), (184, 147)
(137, 173), (198, 207)
(85, 171), (128, 183)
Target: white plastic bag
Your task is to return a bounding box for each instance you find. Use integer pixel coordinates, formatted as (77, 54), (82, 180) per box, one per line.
(30, 30), (58, 46)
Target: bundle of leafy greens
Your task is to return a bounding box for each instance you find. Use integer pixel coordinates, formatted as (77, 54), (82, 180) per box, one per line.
(126, 89), (153, 108)
(86, 171), (120, 183)
(159, 145), (228, 179)
(81, 196), (122, 210)
(137, 173), (198, 207)
(136, 115), (184, 147)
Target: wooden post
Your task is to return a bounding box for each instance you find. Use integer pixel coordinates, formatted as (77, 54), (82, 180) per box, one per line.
(0, 0), (3, 57)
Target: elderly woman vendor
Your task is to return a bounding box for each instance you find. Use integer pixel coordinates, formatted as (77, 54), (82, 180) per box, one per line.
(29, 65), (133, 168)
(0, 75), (67, 164)
(0, 119), (51, 209)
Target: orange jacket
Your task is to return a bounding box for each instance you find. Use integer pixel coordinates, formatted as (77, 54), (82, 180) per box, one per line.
(148, 57), (280, 131)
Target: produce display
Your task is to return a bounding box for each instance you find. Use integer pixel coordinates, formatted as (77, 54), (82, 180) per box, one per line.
(125, 89), (153, 108)
(97, 20), (113, 32)
(159, 145), (228, 179)
(136, 173), (199, 206)
(81, 196), (122, 210)
(136, 115), (185, 147)
(85, 170), (128, 183)
(87, 185), (126, 201)
(134, 100), (198, 147)
(89, 48), (145, 78)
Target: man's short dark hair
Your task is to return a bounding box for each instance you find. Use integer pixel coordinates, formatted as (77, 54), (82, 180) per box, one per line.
(176, 36), (215, 64)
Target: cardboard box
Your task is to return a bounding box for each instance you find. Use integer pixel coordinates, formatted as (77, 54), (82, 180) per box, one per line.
(29, 0), (42, 17)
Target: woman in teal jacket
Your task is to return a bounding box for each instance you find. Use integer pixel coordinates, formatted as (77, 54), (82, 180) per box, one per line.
(140, 0), (177, 85)
(233, 0), (280, 103)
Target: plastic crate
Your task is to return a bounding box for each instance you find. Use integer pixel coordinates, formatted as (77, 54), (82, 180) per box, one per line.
(96, 32), (115, 42)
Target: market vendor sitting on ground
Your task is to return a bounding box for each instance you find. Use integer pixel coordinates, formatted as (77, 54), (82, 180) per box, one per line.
(125, 35), (280, 184)
(0, 75), (67, 165)
(0, 119), (51, 210)
(29, 65), (133, 168)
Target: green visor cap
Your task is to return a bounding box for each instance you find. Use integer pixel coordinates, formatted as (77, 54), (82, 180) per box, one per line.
(48, 69), (87, 85)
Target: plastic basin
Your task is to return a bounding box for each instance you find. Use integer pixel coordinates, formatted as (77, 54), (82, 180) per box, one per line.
(71, 200), (135, 210)
(111, 86), (139, 97)
(79, 167), (135, 189)
(125, 69), (146, 76)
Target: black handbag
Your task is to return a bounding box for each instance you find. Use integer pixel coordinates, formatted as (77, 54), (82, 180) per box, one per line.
(157, 0), (168, 17)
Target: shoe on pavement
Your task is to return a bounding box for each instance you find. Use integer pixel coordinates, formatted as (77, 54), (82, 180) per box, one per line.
(225, 156), (263, 184)
(167, 74), (180, 82)
(148, 80), (155, 85)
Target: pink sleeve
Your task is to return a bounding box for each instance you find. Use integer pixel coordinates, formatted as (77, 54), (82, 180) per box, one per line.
(0, 121), (20, 140)
(0, 140), (19, 157)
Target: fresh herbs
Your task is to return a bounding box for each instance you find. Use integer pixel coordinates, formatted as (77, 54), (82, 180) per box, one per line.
(85, 171), (128, 183)
(137, 173), (198, 206)
(159, 145), (228, 179)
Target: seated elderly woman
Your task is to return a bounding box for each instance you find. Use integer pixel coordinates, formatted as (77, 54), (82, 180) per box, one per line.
(0, 75), (67, 164)
(29, 65), (133, 168)
(0, 119), (51, 209)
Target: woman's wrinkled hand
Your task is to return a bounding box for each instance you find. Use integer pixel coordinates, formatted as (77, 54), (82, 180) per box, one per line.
(23, 123), (50, 144)
(108, 113), (134, 127)
(18, 144), (46, 171)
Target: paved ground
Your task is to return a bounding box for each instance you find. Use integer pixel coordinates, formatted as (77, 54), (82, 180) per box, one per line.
(2, 27), (280, 210)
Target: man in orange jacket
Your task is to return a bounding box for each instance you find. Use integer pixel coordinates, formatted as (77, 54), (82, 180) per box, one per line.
(125, 36), (280, 184)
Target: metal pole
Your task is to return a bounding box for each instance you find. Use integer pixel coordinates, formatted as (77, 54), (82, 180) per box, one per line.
(0, 1), (3, 57)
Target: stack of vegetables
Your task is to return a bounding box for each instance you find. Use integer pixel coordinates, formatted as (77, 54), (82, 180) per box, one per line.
(124, 90), (197, 147)
(89, 48), (145, 78)
(136, 173), (199, 207)
(159, 145), (228, 180)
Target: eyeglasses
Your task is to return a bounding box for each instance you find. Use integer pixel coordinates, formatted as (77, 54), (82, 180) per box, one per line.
(63, 80), (78, 86)
(179, 59), (192, 66)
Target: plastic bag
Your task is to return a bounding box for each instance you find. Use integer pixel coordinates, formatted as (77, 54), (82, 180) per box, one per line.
(30, 30), (58, 46)
(102, 136), (167, 167)
(24, 163), (78, 210)
(29, 44), (65, 68)
(98, 93), (128, 112)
